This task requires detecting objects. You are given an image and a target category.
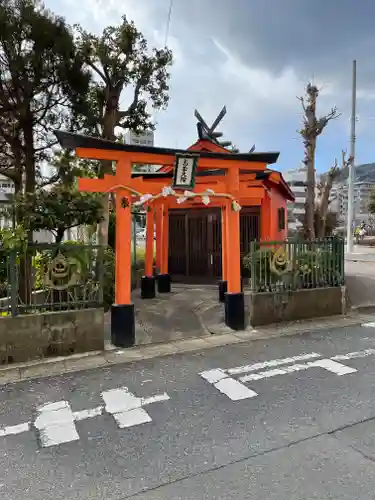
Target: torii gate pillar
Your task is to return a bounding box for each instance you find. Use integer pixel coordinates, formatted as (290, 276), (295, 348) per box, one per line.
(78, 161), (135, 348)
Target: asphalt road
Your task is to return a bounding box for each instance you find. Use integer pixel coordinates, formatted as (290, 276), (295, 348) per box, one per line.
(2, 323), (375, 499)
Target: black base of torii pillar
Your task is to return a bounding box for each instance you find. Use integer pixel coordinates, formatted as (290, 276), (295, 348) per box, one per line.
(111, 304), (135, 348)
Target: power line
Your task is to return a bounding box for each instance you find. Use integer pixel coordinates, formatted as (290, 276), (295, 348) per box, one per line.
(164, 0), (174, 47)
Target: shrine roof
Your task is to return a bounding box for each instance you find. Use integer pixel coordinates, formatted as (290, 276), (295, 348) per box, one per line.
(131, 168), (294, 201)
(54, 130), (280, 165)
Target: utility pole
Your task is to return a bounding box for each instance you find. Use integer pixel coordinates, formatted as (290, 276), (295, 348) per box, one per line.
(346, 60), (357, 253)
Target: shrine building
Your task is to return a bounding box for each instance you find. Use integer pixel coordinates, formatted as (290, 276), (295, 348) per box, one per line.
(55, 107), (294, 346)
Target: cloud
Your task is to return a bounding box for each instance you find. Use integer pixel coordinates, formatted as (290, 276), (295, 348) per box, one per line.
(48, 0), (375, 170)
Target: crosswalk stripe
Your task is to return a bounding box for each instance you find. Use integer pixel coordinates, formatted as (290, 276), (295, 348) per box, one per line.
(34, 401), (79, 448)
(101, 387), (170, 429)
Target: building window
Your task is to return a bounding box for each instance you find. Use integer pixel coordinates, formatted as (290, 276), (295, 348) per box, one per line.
(278, 207), (286, 231)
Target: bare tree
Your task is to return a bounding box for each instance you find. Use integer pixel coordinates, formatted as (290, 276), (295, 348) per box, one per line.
(298, 83), (340, 240)
(316, 150), (352, 238)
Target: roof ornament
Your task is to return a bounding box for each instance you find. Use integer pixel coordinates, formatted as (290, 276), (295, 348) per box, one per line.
(195, 106), (233, 149)
(194, 107), (256, 155)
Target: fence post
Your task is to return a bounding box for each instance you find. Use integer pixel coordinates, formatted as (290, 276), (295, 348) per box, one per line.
(339, 237), (345, 285)
(97, 246), (104, 306)
(250, 240), (257, 291)
(9, 248), (18, 317)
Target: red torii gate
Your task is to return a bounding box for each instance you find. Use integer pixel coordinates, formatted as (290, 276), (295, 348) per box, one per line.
(54, 130), (281, 347)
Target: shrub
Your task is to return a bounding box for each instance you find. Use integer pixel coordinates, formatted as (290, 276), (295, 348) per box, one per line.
(243, 247), (278, 291)
(243, 242), (342, 291)
(103, 248), (115, 310)
(102, 247), (151, 310)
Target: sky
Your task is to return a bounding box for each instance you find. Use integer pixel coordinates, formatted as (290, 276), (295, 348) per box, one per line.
(48, 0), (375, 173)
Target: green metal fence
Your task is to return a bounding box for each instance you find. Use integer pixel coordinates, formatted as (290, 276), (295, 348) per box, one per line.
(0, 243), (104, 316)
(243, 237), (345, 292)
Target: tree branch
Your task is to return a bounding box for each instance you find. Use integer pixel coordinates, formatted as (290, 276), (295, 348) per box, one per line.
(87, 61), (108, 83)
(116, 79), (143, 122)
(297, 95), (306, 113)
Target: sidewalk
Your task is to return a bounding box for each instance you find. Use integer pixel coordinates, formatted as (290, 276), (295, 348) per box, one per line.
(1, 310), (374, 387)
(345, 245), (375, 262)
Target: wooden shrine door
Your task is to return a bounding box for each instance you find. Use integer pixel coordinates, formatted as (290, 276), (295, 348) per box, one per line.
(168, 208), (221, 283)
(168, 206), (260, 283)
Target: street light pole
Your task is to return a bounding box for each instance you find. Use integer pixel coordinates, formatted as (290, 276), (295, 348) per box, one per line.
(346, 59), (357, 253)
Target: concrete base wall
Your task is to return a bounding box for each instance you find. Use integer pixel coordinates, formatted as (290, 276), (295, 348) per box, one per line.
(248, 287), (345, 327)
(0, 309), (104, 364)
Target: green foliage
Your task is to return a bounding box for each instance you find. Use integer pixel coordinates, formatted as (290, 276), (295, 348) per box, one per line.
(75, 15), (172, 138)
(0, 225), (28, 294)
(15, 187), (103, 244)
(103, 248), (115, 310)
(45, 150), (99, 188)
(0, 225), (27, 250)
(243, 247), (275, 285)
(243, 240), (344, 291)
(0, 0), (91, 190)
(102, 246), (149, 309)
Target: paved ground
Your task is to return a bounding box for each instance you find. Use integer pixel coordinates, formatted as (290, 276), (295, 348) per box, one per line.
(133, 285), (219, 345)
(105, 285), (241, 347)
(3, 321), (375, 498)
(345, 249), (375, 309)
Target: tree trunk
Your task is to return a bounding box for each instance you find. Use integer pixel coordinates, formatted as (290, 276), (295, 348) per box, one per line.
(298, 83), (339, 241)
(23, 121), (36, 195)
(96, 192), (110, 246)
(19, 118), (35, 305)
(96, 92), (121, 247)
(318, 178), (333, 239)
(304, 140), (316, 241)
(55, 227), (66, 246)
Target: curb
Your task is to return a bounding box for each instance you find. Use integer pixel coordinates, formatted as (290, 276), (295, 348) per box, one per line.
(0, 312), (373, 387)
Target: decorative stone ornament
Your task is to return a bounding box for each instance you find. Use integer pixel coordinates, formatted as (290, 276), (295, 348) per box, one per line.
(43, 253), (82, 290)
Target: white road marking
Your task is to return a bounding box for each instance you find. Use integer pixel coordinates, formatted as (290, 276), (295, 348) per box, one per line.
(240, 358), (357, 383)
(73, 406), (103, 421)
(227, 352), (322, 376)
(309, 359), (357, 375)
(34, 400), (79, 448)
(142, 393), (170, 406)
(200, 369), (258, 400)
(361, 322), (375, 328)
(214, 378), (258, 400)
(331, 348), (375, 361)
(240, 363), (310, 382)
(101, 387), (170, 429)
(200, 368), (227, 384)
(0, 422), (30, 437)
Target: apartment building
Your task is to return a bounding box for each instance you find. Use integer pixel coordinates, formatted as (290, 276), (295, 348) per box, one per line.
(283, 165), (307, 233)
(124, 130), (154, 147)
(330, 180), (373, 225)
(124, 130), (158, 173)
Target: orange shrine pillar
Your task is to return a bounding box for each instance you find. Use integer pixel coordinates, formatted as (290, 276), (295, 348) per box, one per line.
(156, 203), (171, 293)
(261, 193), (271, 241)
(224, 167), (245, 330)
(77, 163), (136, 348)
(155, 204), (163, 272)
(141, 206), (156, 299)
(110, 159), (136, 348)
(218, 204), (228, 302)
